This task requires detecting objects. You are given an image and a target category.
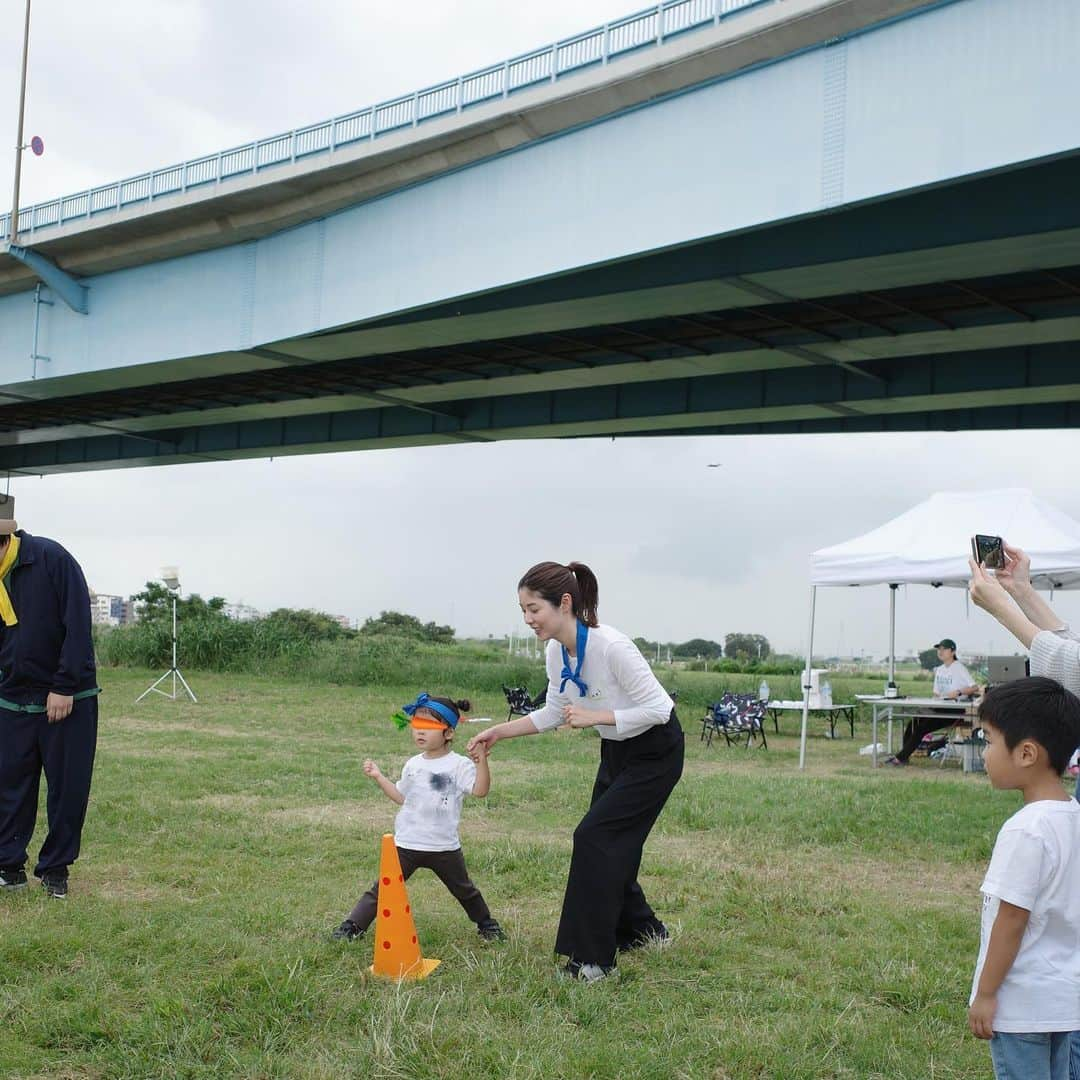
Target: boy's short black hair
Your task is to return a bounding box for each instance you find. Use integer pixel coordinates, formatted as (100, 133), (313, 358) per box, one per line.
(978, 676), (1080, 774)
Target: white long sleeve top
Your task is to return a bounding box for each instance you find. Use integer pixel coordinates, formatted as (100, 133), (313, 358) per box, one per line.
(527, 623), (675, 741)
(1030, 625), (1080, 694)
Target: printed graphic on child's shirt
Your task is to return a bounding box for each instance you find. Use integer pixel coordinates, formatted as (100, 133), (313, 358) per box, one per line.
(428, 770), (452, 808)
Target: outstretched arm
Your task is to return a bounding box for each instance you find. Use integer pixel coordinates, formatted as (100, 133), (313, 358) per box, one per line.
(469, 742), (491, 797)
(969, 559), (1040, 649)
(363, 759), (405, 805)
(466, 715), (539, 755)
(997, 544), (1067, 631)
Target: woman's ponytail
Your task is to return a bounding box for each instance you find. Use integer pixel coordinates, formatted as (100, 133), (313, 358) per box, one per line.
(566, 562), (599, 628)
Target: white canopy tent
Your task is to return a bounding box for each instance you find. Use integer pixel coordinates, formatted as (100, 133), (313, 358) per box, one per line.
(798, 489), (1080, 768)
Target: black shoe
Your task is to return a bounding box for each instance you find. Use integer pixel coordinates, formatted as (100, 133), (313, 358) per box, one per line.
(883, 756), (908, 767)
(477, 918), (506, 942)
(560, 958), (618, 983)
(41, 873), (68, 900)
(331, 919), (363, 942)
(617, 921), (670, 952)
(0, 867), (27, 890)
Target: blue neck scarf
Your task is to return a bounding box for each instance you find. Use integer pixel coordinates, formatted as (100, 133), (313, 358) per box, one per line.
(559, 621), (589, 697)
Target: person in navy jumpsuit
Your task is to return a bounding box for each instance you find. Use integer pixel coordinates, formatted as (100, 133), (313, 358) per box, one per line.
(0, 517), (99, 898)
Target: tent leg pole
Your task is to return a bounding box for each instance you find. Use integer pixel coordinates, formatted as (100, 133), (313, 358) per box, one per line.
(888, 584), (898, 691)
(799, 585), (817, 770)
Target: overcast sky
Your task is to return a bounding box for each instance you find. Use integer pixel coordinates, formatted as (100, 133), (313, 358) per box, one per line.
(1, 1), (1077, 659)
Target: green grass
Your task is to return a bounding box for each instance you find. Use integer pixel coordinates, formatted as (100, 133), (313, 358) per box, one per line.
(0, 670), (1021, 1078)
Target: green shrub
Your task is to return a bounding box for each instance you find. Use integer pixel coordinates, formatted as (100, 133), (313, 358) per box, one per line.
(96, 621), (545, 693)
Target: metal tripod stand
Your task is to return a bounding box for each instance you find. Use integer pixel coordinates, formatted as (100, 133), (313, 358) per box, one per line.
(136, 593), (197, 703)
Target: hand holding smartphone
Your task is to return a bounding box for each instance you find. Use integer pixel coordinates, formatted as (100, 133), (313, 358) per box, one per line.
(971, 534), (1004, 570)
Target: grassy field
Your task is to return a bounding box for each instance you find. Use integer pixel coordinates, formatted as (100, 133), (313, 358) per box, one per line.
(0, 669), (1024, 1079)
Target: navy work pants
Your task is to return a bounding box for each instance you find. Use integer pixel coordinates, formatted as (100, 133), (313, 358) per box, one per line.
(0, 696), (98, 877)
(555, 710), (684, 967)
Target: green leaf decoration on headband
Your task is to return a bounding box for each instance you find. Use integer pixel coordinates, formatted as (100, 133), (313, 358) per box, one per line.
(392, 711), (410, 731)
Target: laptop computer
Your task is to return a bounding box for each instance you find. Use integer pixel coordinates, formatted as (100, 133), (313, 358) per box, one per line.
(988, 656), (1029, 685)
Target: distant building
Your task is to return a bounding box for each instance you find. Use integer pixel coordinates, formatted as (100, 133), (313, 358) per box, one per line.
(89, 592), (126, 627)
(330, 614), (352, 630)
(224, 602), (262, 622)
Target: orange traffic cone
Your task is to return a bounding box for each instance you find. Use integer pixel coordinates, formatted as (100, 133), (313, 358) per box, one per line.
(369, 834), (441, 981)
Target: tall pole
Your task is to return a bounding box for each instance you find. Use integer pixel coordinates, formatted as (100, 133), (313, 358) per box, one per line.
(9, 0), (32, 243)
(798, 585), (817, 770)
(887, 584), (898, 689)
(171, 594), (178, 696)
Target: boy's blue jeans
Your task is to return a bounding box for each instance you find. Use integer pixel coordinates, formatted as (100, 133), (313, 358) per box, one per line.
(989, 1032), (1069, 1080)
(1070, 1029), (1080, 1080)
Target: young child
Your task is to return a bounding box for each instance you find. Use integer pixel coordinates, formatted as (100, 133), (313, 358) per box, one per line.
(332, 693), (504, 943)
(968, 677), (1080, 1080)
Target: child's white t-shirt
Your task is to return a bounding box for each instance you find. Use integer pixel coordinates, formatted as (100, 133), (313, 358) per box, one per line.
(392, 751), (476, 852)
(969, 798), (1080, 1032)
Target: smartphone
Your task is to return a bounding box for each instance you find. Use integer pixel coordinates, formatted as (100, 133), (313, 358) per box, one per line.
(971, 534), (1004, 569)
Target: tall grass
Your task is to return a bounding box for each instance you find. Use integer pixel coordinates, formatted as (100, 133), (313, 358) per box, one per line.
(97, 618), (939, 712)
(97, 620), (546, 694)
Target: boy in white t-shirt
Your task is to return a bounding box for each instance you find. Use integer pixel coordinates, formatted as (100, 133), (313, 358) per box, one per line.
(968, 677), (1080, 1080)
(331, 693), (504, 944)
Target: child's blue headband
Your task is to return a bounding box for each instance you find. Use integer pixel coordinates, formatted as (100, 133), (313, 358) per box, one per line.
(402, 693), (459, 729)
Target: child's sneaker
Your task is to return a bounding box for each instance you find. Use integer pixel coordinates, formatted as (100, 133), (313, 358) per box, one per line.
(0, 867), (27, 890)
(560, 959), (618, 983)
(331, 919), (364, 942)
(477, 918), (506, 942)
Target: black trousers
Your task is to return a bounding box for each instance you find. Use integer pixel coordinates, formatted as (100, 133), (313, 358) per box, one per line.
(896, 711), (956, 762)
(555, 711), (684, 967)
(347, 845), (492, 930)
(0, 696), (98, 877)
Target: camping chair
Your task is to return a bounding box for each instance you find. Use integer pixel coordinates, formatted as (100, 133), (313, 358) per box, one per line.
(502, 685), (546, 722)
(700, 694), (768, 750)
(909, 709), (972, 762)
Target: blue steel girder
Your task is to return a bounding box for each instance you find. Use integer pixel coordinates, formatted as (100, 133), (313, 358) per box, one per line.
(2, 0), (1079, 402)
(4, 247), (88, 314)
(0, 341), (1075, 472)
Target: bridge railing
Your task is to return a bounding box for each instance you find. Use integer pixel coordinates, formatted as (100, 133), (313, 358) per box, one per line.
(0, 0), (770, 242)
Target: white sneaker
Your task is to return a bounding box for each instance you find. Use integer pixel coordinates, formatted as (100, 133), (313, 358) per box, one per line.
(561, 959), (618, 983)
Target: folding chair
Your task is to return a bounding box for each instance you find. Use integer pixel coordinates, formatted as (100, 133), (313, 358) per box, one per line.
(502, 685), (546, 722)
(725, 696), (768, 750)
(700, 694), (768, 750)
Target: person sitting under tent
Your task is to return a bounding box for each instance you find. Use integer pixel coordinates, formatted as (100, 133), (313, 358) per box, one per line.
(930, 638), (979, 701)
(884, 638), (978, 767)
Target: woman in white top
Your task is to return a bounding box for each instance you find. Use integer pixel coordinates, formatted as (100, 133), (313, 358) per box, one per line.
(468, 561), (683, 982)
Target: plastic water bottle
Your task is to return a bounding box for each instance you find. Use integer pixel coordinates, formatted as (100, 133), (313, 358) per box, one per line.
(758, 679), (770, 703)
(821, 679), (832, 708)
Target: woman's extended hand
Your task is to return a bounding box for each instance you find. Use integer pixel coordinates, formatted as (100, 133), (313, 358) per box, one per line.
(996, 542), (1031, 595)
(466, 727), (500, 755)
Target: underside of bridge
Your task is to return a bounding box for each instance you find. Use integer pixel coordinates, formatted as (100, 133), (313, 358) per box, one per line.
(1, 150), (1078, 474)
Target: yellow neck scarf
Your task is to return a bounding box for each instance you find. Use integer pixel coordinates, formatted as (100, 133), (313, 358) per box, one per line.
(0, 535), (20, 627)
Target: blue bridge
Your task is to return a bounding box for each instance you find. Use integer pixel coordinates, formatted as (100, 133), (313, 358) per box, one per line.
(0, 0), (1077, 472)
